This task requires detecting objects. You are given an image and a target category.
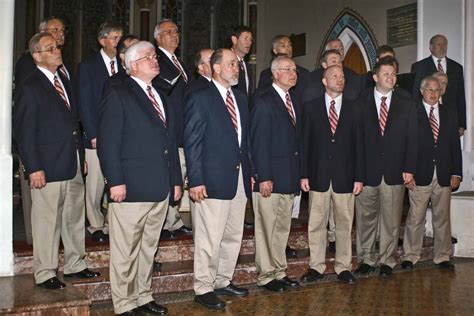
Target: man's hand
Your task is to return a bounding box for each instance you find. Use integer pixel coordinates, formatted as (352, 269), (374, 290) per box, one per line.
(353, 182), (363, 195)
(300, 178), (310, 192)
(406, 178), (416, 190)
(459, 127), (465, 137)
(29, 170), (46, 189)
(190, 185), (208, 203)
(259, 180), (273, 197)
(110, 184), (126, 202)
(91, 138), (97, 149)
(174, 186), (183, 202)
(83, 161), (88, 176)
(451, 176), (461, 191)
(251, 177), (256, 192)
(403, 172), (414, 185)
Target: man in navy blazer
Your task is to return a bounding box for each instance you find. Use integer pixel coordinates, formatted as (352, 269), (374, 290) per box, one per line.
(251, 55), (302, 292)
(14, 32), (99, 290)
(153, 19), (193, 239)
(355, 57), (417, 278)
(300, 65), (364, 285)
(77, 21), (123, 243)
(411, 34), (466, 135)
(184, 48), (251, 310)
(97, 41), (182, 315)
(401, 77), (462, 271)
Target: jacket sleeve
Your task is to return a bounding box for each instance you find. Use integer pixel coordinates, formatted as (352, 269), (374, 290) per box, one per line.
(404, 100), (418, 174)
(250, 96), (273, 183)
(77, 62), (98, 140)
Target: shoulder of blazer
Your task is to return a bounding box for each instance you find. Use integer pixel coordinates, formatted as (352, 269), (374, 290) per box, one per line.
(446, 57), (463, 71)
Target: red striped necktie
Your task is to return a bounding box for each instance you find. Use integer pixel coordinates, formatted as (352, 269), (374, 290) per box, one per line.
(146, 86), (167, 127)
(429, 106), (439, 142)
(225, 90), (238, 134)
(329, 100), (338, 135)
(172, 55), (188, 83)
(110, 60), (116, 75)
(53, 75), (71, 110)
(58, 65), (69, 80)
(437, 59), (444, 73)
(285, 92), (296, 126)
(379, 96), (388, 135)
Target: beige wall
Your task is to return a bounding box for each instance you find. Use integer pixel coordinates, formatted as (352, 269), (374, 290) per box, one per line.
(257, 0), (417, 77)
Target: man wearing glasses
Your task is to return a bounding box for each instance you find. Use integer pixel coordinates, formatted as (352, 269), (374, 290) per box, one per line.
(153, 19), (193, 240)
(77, 21), (123, 244)
(14, 32), (100, 290)
(98, 41), (182, 316)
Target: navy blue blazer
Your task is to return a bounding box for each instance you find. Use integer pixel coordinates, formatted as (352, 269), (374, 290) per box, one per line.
(183, 75), (210, 102)
(301, 95), (364, 193)
(414, 102), (462, 186)
(235, 59), (249, 96)
(152, 48), (192, 148)
(97, 77), (182, 202)
(77, 52), (122, 148)
(184, 82), (252, 199)
(357, 89), (418, 186)
(411, 56), (466, 129)
(13, 67), (84, 182)
(250, 87), (301, 194)
(257, 65), (309, 106)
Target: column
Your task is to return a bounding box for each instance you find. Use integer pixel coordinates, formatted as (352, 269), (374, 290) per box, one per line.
(0, 0), (15, 276)
(138, 0), (155, 41)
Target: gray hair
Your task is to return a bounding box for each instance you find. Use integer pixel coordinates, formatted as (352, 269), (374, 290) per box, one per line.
(270, 55), (293, 72)
(29, 32), (54, 54)
(97, 21), (123, 40)
(38, 17), (64, 32)
(271, 34), (289, 50)
(325, 38), (342, 51)
(124, 41), (155, 74)
(153, 19), (175, 39)
(420, 76), (440, 90)
(432, 71), (448, 80)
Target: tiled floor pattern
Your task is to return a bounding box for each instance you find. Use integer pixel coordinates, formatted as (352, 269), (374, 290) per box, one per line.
(92, 258), (474, 315)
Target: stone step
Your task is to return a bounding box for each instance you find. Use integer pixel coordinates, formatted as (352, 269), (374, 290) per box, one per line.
(0, 274), (91, 315)
(70, 239), (437, 302)
(13, 227), (309, 275)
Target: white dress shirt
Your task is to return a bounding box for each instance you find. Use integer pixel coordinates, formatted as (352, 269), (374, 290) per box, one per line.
(374, 88), (393, 117)
(432, 55), (447, 73)
(213, 80), (242, 146)
(273, 83), (296, 123)
(131, 76), (166, 121)
(324, 93), (343, 117)
(37, 66), (70, 105)
(100, 48), (118, 77)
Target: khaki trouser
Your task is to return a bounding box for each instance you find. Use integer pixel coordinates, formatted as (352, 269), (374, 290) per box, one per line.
(403, 177), (452, 264)
(253, 192), (294, 285)
(31, 154), (87, 283)
(308, 184), (354, 274)
(85, 149), (108, 233)
(109, 199), (168, 314)
(356, 178), (405, 268)
(164, 148), (188, 230)
(193, 169), (247, 295)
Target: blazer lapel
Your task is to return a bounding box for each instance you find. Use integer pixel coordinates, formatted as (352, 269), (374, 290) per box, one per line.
(270, 87), (296, 128)
(129, 79), (167, 129)
(384, 90), (400, 134)
(37, 70), (70, 111)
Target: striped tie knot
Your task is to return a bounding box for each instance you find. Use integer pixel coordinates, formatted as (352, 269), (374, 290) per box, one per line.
(53, 75), (71, 110)
(437, 59), (444, 73)
(172, 55), (188, 83)
(110, 60), (116, 75)
(329, 100), (338, 135)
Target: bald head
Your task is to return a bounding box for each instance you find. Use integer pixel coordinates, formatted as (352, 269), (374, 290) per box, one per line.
(429, 34), (448, 59)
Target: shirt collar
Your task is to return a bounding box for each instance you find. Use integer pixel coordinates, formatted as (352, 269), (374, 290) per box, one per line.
(159, 46), (175, 61)
(36, 65), (56, 82)
(374, 87), (393, 103)
(100, 48), (116, 64)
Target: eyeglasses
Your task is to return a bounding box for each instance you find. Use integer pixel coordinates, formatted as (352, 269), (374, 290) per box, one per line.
(276, 68), (298, 73)
(134, 53), (158, 62)
(160, 29), (179, 36)
(106, 35), (122, 42)
(46, 27), (66, 35)
(35, 45), (61, 54)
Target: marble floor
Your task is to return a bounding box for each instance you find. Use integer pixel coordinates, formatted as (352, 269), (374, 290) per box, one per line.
(92, 259), (474, 315)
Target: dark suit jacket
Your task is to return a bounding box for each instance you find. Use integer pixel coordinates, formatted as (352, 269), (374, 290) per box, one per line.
(414, 102), (462, 186)
(102, 69), (129, 94)
(257, 65), (309, 105)
(411, 56), (466, 128)
(184, 82), (252, 199)
(13, 67), (84, 182)
(303, 66), (363, 103)
(97, 77), (182, 202)
(183, 75), (210, 102)
(77, 52), (122, 148)
(250, 87), (301, 194)
(235, 59), (249, 96)
(152, 48), (192, 147)
(357, 89), (418, 186)
(301, 96), (364, 193)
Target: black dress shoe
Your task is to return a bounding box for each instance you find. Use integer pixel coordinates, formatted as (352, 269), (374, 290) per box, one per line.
(214, 282), (248, 297)
(355, 263), (374, 275)
(285, 245), (297, 258)
(160, 229), (177, 240)
(261, 279), (286, 292)
(194, 292), (226, 310)
(300, 269), (324, 283)
(244, 220), (254, 229)
(37, 276), (66, 290)
(337, 270), (356, 284)
(176, 225), (192, 235)
(153, 261), (162, 271)
(329, 241), (336, 253)
(278, 276), (300, 287)
(451, 237), (458, 244)
(91, 230), (108, 243)
(117, 308), (139, 315)
(138, 301), (168, 315)
(401, 260), (414, 270)
(436, 261), (455, 269)
(379, 264), (393, 278)
(64, 268), (101, 279)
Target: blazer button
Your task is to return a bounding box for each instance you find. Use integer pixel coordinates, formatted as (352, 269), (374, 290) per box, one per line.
(294, 151), (298, 156)
(433, 159), (436, 163)
(72, 130), (78, 136)
(236, 165), (240, 170)
(331, 139), (335, 143)
(164, 149), (169, 154)
(328, 155), (332, 160)
(104, 178), (108, 184)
